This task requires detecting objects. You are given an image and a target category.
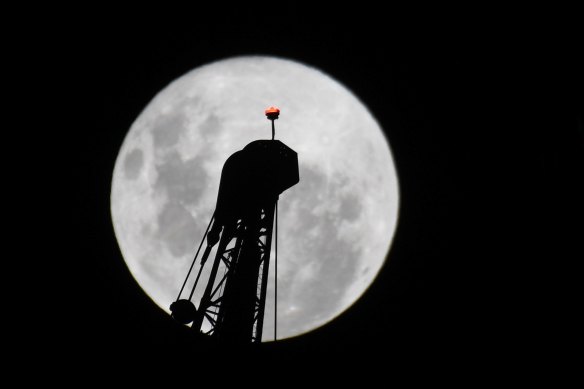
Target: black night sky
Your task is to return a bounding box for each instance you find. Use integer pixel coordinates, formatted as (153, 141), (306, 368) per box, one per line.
(68, 14), (582, 376)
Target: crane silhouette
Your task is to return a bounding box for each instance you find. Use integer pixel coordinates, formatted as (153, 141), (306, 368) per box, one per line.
(170, 107), (299, 344)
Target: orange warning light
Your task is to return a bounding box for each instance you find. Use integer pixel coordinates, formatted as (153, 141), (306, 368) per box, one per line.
(265, 106), (280, 120)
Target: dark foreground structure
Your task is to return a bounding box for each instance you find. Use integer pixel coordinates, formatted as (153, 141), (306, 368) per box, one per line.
(170, 107), (299, 344)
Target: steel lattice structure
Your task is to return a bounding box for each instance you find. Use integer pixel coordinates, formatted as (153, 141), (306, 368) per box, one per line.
(171, 108), (299, 344)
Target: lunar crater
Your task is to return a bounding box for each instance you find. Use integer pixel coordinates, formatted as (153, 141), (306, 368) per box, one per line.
(154, 152), (209, 207)
(123, 149), (144, 180)
(152, 113), (186, 149)
(156, 202), (199, 258)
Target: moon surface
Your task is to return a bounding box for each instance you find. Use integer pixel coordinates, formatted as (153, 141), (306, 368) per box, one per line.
(111, 56), (399, 341)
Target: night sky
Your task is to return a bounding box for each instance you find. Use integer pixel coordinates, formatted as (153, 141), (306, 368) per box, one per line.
(68, 16), (582, 376)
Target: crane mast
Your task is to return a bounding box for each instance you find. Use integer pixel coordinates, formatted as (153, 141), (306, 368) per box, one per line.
(170, 107), (299, 344)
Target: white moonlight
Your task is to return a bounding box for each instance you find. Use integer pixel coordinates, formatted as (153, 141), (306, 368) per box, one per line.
(111, 56), (399, 341)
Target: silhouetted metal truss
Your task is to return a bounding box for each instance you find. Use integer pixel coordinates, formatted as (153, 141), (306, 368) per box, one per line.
(196, 206), (275, 343)
(171, 108), (298, 344)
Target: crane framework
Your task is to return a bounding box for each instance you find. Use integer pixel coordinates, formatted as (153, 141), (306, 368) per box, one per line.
(193, 202), (276, 343)
(172, 134), (298, 344)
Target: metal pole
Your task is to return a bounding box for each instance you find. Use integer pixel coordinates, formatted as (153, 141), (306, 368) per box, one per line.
(187, 245), (212, 301)
(275, 200), (278, 341)
(176, 214), (214, 301)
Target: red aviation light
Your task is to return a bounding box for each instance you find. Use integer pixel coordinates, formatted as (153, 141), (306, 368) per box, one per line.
(265, 106), (280, 120)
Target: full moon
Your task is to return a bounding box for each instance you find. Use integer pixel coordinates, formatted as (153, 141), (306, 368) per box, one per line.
(111, 56), (399, 341)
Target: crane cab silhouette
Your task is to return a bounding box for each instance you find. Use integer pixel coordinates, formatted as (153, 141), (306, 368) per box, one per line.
(170, 107), (299, 344)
